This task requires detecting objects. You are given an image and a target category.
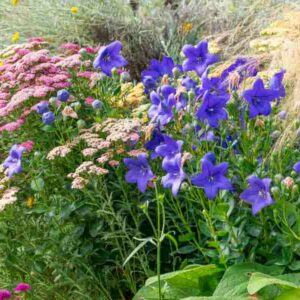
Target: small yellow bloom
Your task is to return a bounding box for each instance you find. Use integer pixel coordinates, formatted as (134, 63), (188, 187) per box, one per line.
(181, 23), (193, 34)
(11, 0), (20, 7)
(70, 6), (79, 13)
(26, 197), (34, 209)
(11, 32), (20, 43)
(0, 61), (3, 67)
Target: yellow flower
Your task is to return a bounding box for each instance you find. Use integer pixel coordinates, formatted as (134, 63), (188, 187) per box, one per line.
(208, 41), (221, 54)
(70, 6), (79, 13)
(26, 197), (34, 209)
(181, 23), (193, 34)
(11, 0), (20, 7)
(0, 61), (3, 67)
(11, 32), (20, 43)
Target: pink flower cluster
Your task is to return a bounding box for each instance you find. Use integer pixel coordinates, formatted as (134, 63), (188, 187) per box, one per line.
(0, 38), (93, 133)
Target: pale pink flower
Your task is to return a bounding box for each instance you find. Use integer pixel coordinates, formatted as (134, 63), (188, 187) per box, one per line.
(108, 160), (120, 167)
(47, 146), (72, 160)
(0, 187), (19, 212)
(84, 96), (94, 105)
(62, 106), (78, 119)
(20, 140), (34, 152)
(71, 176), (88, 190)
(77, 71), (96, 79)
(127, 149), (147, 157)
(82, 148), (98, 157)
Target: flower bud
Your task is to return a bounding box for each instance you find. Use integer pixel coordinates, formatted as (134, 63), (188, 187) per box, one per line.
(77, 119), (86, 129)
(92, 99), (103, 109)
(111, 67), (119, 78)
(71, 101), (82, 112)
(291, 170), (297, 178)
(79, 48), (87, 55)
(49, 97), (57, 106)
(161, 74), (169, 85)
(42, 111), (55, 125)
(180, 182), (189, 191)
(188, 90), (195, 102)
(271, 130), (281, 139)
(120, 71), (131, 82)
(255, 118), (264, 128)
(292, 184), (299, 195)
(172, 67), (180, 79)
(278, 110), (287, 120)
(271, 186), (280, 196)
(57, 89), (70, 102)
(282, 176), (294, 189)
(274, 174), (283, 183)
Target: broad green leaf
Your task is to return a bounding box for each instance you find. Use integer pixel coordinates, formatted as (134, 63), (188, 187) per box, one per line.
(275, 289), (300, 300)
(247, 272), (299, 295)
(213, 263), (283, 298)
(133, 264), (223, 300)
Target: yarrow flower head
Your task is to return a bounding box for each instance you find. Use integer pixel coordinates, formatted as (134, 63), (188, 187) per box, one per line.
(57, 89), (70, 102)
(240, 175), (273, 215)
(14, 283), (31, 293)
(182, 40), (218, 77)
(93, 41), (128, 76)
(3, 144), (26, 177)
(124, 154), (154, 193)
(191, 156), (232, 199)
(195, 91), (229, 128)
(243, 78), (279, 118)
(42, 111), (55, 125)
(0, 290), (12, 300)
(162, 154), (186, 197)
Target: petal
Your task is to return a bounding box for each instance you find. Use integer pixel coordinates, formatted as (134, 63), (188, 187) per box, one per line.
(161, 85), (176, 99)
(240, 188), (258, 203)
(203, 182), (218, 199)
(182, 59), (198, 72)
(137, 177), (149, 193)
(125, 170), (137, 183)
(197, 40), (208, 56)
(294, 161), (300, 174)
(182, 45), (198, 58)
(106, 40), (122, 55)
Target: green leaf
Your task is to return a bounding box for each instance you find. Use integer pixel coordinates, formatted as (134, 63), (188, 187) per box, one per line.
(133, 264), (223, 300)
(213, 263), (283, 298)
(248, 272), (300, 295)
(123, 237), (154, 267)
(30, 178), (45, 192)
(275, 289), (300, 300)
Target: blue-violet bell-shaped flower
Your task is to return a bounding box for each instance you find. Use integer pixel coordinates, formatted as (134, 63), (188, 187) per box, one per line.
(93, 41), (128, 76)
(240, 175), (273, 215)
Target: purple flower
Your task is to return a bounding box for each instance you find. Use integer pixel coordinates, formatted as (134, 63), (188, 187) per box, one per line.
(3, 145), (25, 177)
(92, 99), (103, 109)
(243, 78), (279, 118)
(278, 110), (287, 120)
(124, 154), (154, 193)
(240, 175), (273, 215)
(0, 290), (12, 300)
(221, 57), (258, 82)
(181, 76), (197, 91)
(195, 91), (229, 128)
(148, 86), (176, 126)
(197, 70), (228, 98)
(142, 56), (177, 80)
(57, 89), (70, 102)
(42, 111), (55, 125)
(270, 69), (286, 104)
(144, 129), (164, 159)
(293, 161), (300, 174)
(182, 40), (218, 76)
(191, 157), (232, 199)
(142, 75), (157, 94)
(14, 283), (31, 293)
(93, 41), (128, 76)
(162, 154), (186, 197)
(155, 135), (183, 162)
(36, 101), (49, 115)
(202, 151), (216, 164)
